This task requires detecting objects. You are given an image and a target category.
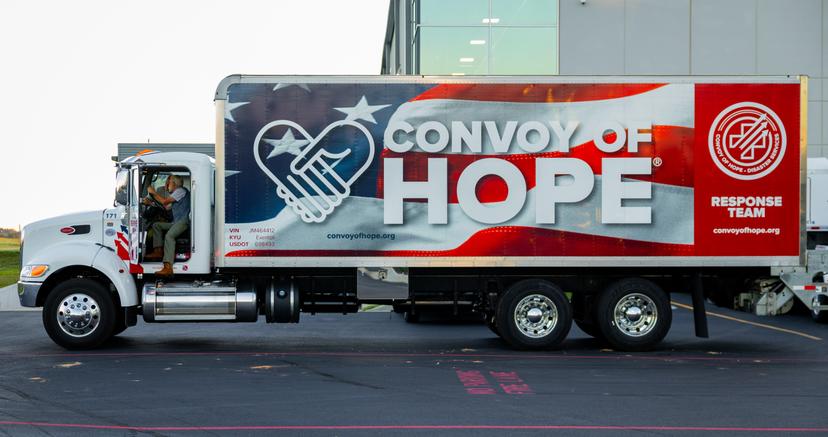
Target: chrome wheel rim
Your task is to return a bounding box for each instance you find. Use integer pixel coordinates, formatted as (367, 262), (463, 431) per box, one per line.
(514, 294), (558, 339)
(613, 293), (657, 337)
(56, 293), (101, 337)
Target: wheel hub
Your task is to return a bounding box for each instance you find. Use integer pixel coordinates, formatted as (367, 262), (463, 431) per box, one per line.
(624, 306), (643, 322)
(514, 294), (558, 339)
(56, 293), (100, 337)
(526, 307), (543, 323)
(613, 293), (658, 338)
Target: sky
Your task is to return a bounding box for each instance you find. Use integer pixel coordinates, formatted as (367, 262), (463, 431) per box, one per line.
(0, 0), (389, 228)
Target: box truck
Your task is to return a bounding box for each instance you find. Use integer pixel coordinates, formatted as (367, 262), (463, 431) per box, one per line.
(17, 75), (828, 350)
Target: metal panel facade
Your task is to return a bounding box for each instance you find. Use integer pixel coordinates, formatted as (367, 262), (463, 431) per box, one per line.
(691, 0), (756, 75)
(557, 0), (826, 157)
(624, 0), (690, 75)
(559, 0), (624, 74)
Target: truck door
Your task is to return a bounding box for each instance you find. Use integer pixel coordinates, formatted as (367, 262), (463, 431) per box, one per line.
(128, 165), (142, 266)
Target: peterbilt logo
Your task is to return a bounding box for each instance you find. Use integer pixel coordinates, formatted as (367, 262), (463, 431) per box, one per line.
(59, 225), (91, 235)
(708, 102), (786, 180)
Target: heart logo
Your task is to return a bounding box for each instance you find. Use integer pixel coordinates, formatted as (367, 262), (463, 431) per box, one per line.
(254, 120), (375, 223)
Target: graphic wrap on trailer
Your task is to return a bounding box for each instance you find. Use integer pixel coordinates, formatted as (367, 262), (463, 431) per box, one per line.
(221, 80), (801, 263)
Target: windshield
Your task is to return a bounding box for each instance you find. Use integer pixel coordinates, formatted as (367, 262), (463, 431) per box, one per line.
(114, 168), (129, 206)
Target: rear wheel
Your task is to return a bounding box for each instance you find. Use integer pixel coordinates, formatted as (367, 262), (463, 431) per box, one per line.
(596, 278), (671, 352)
(43, 279), (117, 349)
(495, 280), (572, 350)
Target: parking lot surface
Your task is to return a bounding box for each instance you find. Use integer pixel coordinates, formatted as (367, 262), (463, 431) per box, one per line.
(0, 293), (827, 436)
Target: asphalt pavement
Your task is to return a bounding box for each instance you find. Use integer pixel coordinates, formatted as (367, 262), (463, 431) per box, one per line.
(0, 293), (827, 436)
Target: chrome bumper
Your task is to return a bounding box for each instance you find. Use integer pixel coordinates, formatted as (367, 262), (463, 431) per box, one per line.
(17, 281), (41, 307)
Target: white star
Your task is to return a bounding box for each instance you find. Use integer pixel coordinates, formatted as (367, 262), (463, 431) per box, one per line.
(225, 170), (241, 177)
(273, 83), (311, 92)
(264, 129), (310, 159)
(334, 96), (390, 124)
(224, 101), (249, 123)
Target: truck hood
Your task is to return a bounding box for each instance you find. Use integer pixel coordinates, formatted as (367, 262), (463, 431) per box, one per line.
(21, 209), (105, 266)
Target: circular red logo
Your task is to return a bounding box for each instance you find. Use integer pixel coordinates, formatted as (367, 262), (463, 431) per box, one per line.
(708, 102), (786, 180)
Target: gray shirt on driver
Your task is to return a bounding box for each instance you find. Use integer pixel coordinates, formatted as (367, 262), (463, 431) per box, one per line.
(170, 187), (190, 223)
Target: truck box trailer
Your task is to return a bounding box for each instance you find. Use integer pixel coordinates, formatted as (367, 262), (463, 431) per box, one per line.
(17, 75), (828, 350)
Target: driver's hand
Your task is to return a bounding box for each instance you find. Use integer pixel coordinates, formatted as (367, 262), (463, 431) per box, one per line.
(142, 197), (151, 205)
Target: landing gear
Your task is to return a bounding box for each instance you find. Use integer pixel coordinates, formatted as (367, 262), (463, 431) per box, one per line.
(403, 311), (420, 323)
(811, 295), (828, 323)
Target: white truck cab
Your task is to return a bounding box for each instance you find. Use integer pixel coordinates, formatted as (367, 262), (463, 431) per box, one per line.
(18, 151), (214, 347)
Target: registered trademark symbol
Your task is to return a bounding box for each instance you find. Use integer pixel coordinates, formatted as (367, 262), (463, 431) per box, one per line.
(652, 157), (663, 167)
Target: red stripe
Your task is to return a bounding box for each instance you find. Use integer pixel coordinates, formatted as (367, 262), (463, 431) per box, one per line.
(114, 233), (143, 274)
(411, 83), (667, 103)
(227, 227), (694, 258)
(377, 126), (694, 204)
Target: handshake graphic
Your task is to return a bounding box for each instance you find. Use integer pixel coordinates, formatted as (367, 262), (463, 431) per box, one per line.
(254, 120), (376, 223)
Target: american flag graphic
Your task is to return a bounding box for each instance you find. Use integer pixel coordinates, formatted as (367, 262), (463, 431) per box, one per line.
(223, 81), (698, 258)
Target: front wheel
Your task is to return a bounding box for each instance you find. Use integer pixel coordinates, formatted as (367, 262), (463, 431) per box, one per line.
(495, 280), (572, 350)
(596, 278), (672, 352)
(43, 278), (118, 349)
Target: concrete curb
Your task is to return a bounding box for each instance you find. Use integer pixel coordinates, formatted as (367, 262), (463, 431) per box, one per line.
(0, 284), (39, 312)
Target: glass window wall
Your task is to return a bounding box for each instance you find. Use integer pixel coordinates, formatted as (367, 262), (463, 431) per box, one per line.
(419, 27), (489, 75)
(490, 27), (557, 74)
(415, 0), (558, 75)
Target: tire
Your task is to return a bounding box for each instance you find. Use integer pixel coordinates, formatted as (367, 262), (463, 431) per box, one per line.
(495, 279), (572, 350)
(596, 278), (672, 352)
(42, 278), (118, 349)
(485, 313), (500, 336)
(572, 294), (604, 339)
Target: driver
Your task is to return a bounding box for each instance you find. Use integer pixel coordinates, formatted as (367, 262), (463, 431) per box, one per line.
(145, 175), (190, 277)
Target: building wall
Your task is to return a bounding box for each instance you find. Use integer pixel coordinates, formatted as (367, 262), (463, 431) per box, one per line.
(560, 0), (825, 157)
(383, 0), (825, 156)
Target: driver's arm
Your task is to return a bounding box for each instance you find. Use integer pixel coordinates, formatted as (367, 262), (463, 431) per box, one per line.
(147, 186), (176, 206)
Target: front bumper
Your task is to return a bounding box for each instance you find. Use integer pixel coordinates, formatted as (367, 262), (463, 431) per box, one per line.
(17, 281), (42, 307)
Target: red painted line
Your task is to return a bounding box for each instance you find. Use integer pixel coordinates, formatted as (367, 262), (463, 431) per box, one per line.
(3, 350), (826, 364)
(0, 421), (827, 432)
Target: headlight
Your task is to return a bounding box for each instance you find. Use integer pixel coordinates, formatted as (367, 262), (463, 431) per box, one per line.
(20, 265), (48, 279)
